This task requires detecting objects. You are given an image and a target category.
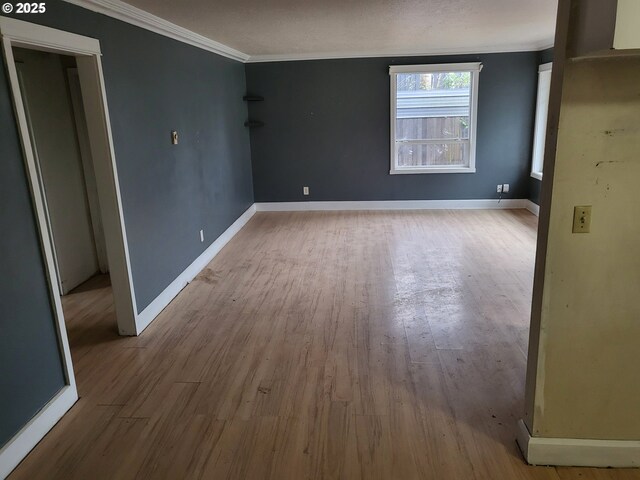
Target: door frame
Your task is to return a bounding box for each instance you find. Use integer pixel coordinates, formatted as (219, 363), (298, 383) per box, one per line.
(0, 16), (138, 476)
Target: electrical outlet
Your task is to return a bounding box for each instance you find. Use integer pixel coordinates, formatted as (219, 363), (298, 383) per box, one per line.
(503, 183), (510, 193)
(572, 206), (592, 233)
(303, 186), (309, 195)
(199, 229), (204, 242)
(497, 185), (503, 193)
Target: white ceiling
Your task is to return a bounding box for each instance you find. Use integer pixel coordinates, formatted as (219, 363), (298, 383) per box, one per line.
(121, 0), (557, 61)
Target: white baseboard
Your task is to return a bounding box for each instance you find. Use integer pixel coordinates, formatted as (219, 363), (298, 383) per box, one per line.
(524, 200), (540, 216)
(255, 199), (528, 211)
(133, 198), (535, 334)
(516, 419), (640, 467)
(135, 204), (256, 334)
(0, 205), (257, 477)
(0, 386), (78, 479)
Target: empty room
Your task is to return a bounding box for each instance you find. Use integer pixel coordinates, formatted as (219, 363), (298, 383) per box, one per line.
(1, 0), (639, 479)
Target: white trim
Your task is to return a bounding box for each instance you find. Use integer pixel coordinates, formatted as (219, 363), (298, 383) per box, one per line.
(538, 61), (553, 73)
(18, 1), (552, 64)
(246, 42), (555, 63)
(75, 55), (138, 335)
(255, 199), (527, 212)
(389, 62), (480, 175)
(524, 200), (540, 216)
(135, 205), (257, 333)
(0, 16), (100, 55)
(530, 62), (552, 183)
(1, 16), (138, 336)
(516, 419), (640, 467)
(53, 1), (554, 64)
(0, 18), (139, 475)
(389, 62), (482, 74)
(0, 387), (78, 479)
(1, 32), (79, 479)
(390, 167), (476, 175)
(62, 0), (249, 62)
(1, 22), (78, 387)
(390, 69), (397, 175)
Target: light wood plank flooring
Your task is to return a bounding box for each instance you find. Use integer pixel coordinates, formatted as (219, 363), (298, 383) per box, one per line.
(9, 210), (640, 479)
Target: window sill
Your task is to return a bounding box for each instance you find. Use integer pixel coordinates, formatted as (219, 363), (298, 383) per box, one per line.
(530, 171), (543, 181)
(390, 167), (476, 175)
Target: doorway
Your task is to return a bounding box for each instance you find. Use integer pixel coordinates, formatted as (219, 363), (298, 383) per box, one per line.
(1, 18), (137, 340)
(13, 46), (121, 360)
(14, 48), (108, 295)
(0, 17), (138, 474)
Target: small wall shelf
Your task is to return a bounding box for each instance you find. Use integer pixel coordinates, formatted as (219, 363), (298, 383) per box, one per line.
(243, 95), (264, 102)
(244, 120), (264, 128)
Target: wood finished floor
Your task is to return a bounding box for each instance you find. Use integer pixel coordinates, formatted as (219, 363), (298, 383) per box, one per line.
(10, 210), (640, 480)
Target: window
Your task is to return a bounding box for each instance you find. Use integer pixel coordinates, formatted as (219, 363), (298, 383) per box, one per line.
(389, 63), (481, 174)
(531, 63), (552, 180)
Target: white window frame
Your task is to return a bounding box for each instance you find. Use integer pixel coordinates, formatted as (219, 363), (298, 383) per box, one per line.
(531, 62), (553, 181)
(389, 62), (481, 175)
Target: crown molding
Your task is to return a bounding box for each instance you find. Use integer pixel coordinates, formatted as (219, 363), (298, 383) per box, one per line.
(63, 0), (553, 64)
(62, 0), (250, 62)
(245, 41), (555, 63)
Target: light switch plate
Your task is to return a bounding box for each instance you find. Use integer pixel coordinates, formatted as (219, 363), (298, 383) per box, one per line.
(572, 206), (592, 233)
(171, 130), (178, 145)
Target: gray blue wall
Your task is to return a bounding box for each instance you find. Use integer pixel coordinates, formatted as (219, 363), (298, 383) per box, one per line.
(0, 0), (553, 450)
(246, 52), (540, 202)
(3, 1), (254, 311)
(529, 47), (555, 205)
(1, 0), (253, 447)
